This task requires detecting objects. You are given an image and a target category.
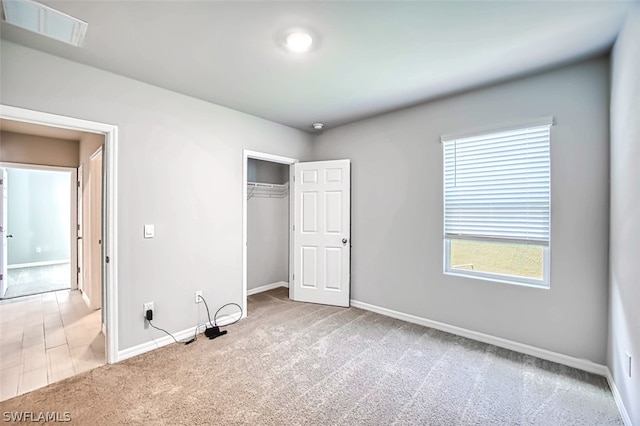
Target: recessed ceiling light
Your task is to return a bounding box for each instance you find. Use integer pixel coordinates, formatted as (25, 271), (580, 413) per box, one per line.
(285, 32), (313, 53)
(2, 0), (88, 47)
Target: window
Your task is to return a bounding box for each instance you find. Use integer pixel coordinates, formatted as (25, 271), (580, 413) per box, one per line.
(442, 118), (552, 287)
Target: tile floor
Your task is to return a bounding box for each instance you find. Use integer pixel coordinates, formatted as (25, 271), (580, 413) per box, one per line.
(4, 263), (71, 299)
(0, 290), (105, 402)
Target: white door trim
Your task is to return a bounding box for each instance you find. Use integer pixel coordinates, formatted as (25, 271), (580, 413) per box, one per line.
(1, 168), (7, 299)
(0, 162), (78, 291)
(0, 104), (119, 364)
(242, 150), (297, 316)
(77, 164), (83, 293)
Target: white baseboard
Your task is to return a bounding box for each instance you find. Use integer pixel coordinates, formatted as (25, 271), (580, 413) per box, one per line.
(81, 291), (91, 309)
(606, 368), (633, 426)
(350, 299), (608, 376)
(8, 259), (70, 269)
(117, 326), (200, 362)
(116, 311), (243, 362)
(247, 281), (288, 296)
(212, 311), (242, 327)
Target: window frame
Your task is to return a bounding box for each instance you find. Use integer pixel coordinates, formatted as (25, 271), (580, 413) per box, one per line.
(441, 118), (553, 288)
(443, 239), (550, 288)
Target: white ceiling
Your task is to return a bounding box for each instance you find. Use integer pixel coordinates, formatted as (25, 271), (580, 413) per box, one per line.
(0, 1), (636, 132)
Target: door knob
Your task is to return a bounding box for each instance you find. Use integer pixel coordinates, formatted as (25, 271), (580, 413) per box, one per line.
(342, 238), (348, 245)
(6, 234), (13, 238)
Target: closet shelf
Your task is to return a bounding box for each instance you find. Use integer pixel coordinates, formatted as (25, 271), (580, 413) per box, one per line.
(247, 181), (289, 199)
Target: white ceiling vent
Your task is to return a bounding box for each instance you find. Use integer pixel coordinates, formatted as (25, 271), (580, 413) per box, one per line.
(2, 0), (87, 47)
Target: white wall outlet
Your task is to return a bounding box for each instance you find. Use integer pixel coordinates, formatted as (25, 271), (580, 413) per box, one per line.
(626, 352), (632, 378)
(143, 302), (154, 319)
(195, 291), (203, 304)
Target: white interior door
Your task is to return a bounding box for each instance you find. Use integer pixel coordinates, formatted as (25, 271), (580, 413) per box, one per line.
(292, 159), (351, 307)
(0, 168), (7, 298)
(88, 149), (103, 310)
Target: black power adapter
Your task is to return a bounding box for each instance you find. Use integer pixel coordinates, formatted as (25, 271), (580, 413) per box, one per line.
(204, 326), (227, 340)
(198, 295), (241, 341)
(146, 309), (153, 321)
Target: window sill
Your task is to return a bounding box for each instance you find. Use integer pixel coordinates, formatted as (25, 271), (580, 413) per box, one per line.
(444, 270), (550, 289)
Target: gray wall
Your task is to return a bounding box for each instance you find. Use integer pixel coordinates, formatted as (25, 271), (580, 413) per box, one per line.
(0, 40), (313, 350)
(247, 195), (289, 290)
(247, 159), (289, 290)
(312, 57), (610, 364)
(609, 7), (640, 424)
(6, 168), (71, 265)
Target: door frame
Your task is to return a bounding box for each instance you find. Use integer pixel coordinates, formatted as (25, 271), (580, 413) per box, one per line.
(1, 168), (7, 298)
(242, 150), (298, 316)
(0, 104), (119, 364)
(77, 164), (83, 293)
(0, 162), (78, 292)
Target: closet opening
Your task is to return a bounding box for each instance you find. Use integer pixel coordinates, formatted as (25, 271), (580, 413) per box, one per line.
(242, 150), (297, 317)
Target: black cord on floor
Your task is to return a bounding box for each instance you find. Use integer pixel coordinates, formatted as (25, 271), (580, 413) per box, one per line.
(148, 319), (179, 344)
(198, 294), (215, 328)
(214, 302), (242, 327)
(198, 295), (243, 327)
(146, 297), (242, 346)
(192, 321), (199, 343)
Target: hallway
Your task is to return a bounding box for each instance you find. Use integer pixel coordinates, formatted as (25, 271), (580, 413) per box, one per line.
(3, 263), (71, 299)
(0, 289), (105, 401)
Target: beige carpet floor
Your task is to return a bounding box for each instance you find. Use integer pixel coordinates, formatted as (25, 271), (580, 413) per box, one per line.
(0, 287), (621, 425)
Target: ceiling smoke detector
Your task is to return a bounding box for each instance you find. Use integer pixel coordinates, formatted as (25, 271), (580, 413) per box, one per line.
(2, 0), (88, 47)
(312, 123), (324, 131)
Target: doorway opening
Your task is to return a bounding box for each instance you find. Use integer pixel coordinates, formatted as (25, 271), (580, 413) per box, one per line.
(0, 164), (77, 299)
(0, 105), (118, 365)
(242, 150), (297, 316)
(242, 152), (353, 314)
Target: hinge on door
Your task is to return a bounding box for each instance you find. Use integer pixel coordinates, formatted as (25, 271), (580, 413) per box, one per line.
(0, 274), (3, 281)
(292, 274), (294, 281)
(77, 224), (81, 231)
(293, 224), (295, 231)
(77, 181), (80, 188)
(105, 256), (110, 263)
(77, 267), (81, 274)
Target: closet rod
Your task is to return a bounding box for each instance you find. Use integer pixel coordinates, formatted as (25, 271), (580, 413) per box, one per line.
(247, 181), (288, 188)
(247, 181), (288, 199)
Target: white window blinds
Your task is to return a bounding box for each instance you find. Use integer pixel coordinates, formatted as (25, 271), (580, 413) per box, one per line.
(443, 121), (551, 246)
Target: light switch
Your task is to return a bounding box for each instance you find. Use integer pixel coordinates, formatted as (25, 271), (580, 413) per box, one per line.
(144, 224), (155, 239)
